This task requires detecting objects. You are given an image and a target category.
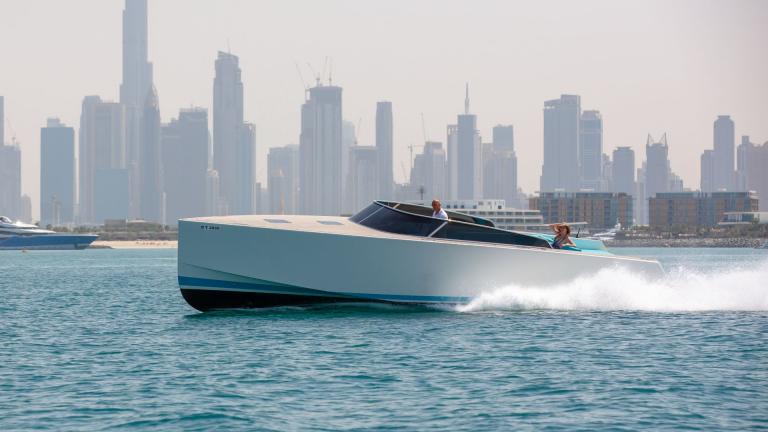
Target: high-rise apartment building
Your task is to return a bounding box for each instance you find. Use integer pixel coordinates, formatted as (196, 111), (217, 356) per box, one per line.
(457, 85), (481, 200)
(579, 110), (602, 190)
(213, 51), (249, 214)
(700, 150), (715, 193)
(120, 0), (153, 218)
(446, 124), (458, 200)
(79, 99), (129, 224)
(348, 146), (379, 213)
(736, 136), (768, 210)
(162, 108), (209, 225)
(375, 101), (393, 200)
(411, 141), (446, 202)
(235, 122), (257, 214)
(268, 145), (299, 214)
(541, 95), (580, 192)
(0, 143), (21, 220)
(611, 147), (635, 195)
(492, 125), (514, 153)
(736, 135), (753, 191)
(483, 125), (518, 206)
(713, 115), (735, 191)
(0, 96), (4, 145)
(139, 86), (163, 222)
(40, 118), (75, 226)
(299, 84), (343, 215)
(645, 134), (670, 200)
(341, 120), (356, 214)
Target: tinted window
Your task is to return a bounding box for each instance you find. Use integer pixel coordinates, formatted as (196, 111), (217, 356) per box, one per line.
(434, 221), (550, 248)
(358, 207), (444, 237)
(349, 203), (382, 223)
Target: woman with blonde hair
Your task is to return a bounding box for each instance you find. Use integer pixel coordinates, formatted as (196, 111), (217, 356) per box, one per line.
(549, 222), (576, 249)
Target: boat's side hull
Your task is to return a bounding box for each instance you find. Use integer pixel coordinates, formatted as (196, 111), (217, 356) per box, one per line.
(0, 234), (98, 250)
(178, 219), (664, 311)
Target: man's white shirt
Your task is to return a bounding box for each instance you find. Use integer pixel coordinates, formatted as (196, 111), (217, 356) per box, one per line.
(432, 209), (448, 220)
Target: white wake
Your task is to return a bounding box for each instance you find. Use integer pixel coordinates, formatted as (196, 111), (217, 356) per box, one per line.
(457, 259), (768, 312)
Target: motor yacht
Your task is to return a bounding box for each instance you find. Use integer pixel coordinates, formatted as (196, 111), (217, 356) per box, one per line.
(177, 201), (664, 311)
(0, 216), (98, 250)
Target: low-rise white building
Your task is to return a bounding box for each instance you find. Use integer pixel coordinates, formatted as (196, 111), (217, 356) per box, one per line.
(415, 199), (545, 231)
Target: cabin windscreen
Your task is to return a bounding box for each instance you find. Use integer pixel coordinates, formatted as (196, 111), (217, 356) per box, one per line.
(358, 206), (444, 237)
(349, 203), (382, 223)
(432, 221), (552, 248)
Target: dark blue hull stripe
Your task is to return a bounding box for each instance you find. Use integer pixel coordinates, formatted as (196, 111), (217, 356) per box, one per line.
(178, 276), (470, 303)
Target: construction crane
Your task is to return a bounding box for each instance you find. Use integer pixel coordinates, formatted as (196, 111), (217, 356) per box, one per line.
(421, 112), (428, 144)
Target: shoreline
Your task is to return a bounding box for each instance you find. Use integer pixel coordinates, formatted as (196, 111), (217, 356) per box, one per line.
(89, 240), (177, 249)
(605, 238), (766, 248)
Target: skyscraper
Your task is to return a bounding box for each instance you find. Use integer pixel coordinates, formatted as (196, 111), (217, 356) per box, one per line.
(645, 134), (670, 200)
(40, 118), (75, 226)
(162, 108), (209, 224)
(0, 143), (21, 220)
(82, 100), (129, 224)
(579, 110), (603, 190)
(0, 96), (4, 145)
(411, 141), (446, 202)
(713, 115), (735, 191)
(375, 101), (393, 200)
(736, 136), (768, 209)
(700, 150), (715, 192)
(206, 169), (222, 216)
(299, 83), (343, 215)
(611, 147), (635, 195)
(213, 51), (245, 214)
(736, 135), (753, 191)
(341, 120), (355, 214)
(235, 122), (256, 214)
(120, 0), (153, 218)
(139, 86), (163, 222)
(482, 149), (515, 200)
(483, 125), (518, 205)
(541, 95), (581, 192)
(348, 146), (379, 213)
(457, 85), (481, 200)
(446, 124), (458, 200)
(268, 145), (299, 214)
(492, 125), (514, 153)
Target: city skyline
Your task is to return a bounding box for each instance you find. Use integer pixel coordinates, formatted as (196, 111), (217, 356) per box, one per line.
(1, 0), (767, 220)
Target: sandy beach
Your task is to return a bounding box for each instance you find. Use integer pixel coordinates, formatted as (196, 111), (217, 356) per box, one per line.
(90, 240), (178, 249)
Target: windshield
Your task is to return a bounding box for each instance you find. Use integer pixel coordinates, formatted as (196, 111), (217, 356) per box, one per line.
(350, 202), (551, 249)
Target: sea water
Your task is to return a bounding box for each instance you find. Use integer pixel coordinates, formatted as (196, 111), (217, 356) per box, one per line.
(1, 248), (767, 431)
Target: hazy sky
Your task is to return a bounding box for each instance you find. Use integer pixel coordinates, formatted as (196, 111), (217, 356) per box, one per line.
(2, 0), (767, 219)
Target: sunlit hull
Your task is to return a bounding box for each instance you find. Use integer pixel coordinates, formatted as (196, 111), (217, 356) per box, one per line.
(178, 215), (664, 311)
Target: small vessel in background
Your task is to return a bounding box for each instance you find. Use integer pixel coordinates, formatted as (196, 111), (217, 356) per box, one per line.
(590, 223), (621, 241)
(177, 201), (664, 311)
(0, 216), (98, 250)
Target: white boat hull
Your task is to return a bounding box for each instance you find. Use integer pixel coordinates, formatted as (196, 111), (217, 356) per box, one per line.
(178, 216), (664, 311)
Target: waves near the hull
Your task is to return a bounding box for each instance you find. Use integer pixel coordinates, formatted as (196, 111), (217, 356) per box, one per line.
(457, 259), (768, 312)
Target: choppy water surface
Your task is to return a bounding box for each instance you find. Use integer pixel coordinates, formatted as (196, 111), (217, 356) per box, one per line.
(1, 248), (767, 430)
